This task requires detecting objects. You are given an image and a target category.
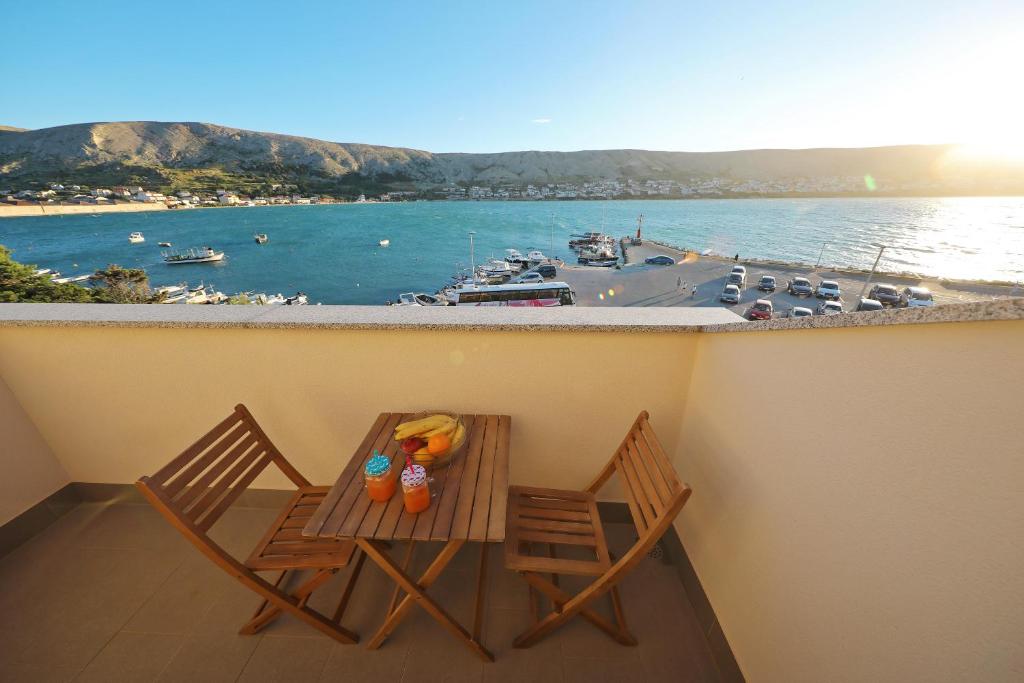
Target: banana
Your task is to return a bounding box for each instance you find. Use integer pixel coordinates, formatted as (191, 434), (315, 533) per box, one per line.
(394, 414), (456, 440)
(422, 418), (457, 438)
(394, 414), (451, 440)
(450, 423), (466, 448)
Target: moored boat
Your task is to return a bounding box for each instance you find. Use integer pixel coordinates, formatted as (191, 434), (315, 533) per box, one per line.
(254, 233), (268, 244)
(129, 232), (145, 244)
(162, 246), (225, 264)
(158, 241), (172, 247)
(394, 292), (449, 306)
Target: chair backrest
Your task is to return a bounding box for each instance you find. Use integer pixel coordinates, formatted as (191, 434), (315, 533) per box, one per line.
(137, 404), (309, 534)
(587, 411), (691, 541)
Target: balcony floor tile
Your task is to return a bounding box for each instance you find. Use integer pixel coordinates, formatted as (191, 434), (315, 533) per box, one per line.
(0, 501), (724, 682)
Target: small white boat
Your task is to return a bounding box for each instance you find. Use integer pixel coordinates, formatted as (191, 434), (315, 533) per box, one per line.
(154, 283), (189, 304)
(33, 268), (52, 276)
(395, 292), (449, 306)
(129, 232), (145, 243)
(253, 292), (287, 305)
(284, 292), (309, 306)
(52, 273), (91, 284)
(379, 239), (390, 247)
(505, 249), (529, 265)
(479, 259), (513, 278)
(254, 233), (268, 244)
(526, 250), (548, 263)
(158, 241), (172, 248)
(162, 246), (225, 264)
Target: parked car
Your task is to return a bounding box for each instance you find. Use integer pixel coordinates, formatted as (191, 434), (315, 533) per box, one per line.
(720, 284), (741, 304)
(817, 300), (844, 315)
(900, 286), (935, 308)
(727, 271), (746, 288)
(645, 254), (675, 265)
(515, 272), (545, 284)
(747, 299), (773, 320)
(757, 275), (776, 292)
(788, 306), (814, 318)
(868, 284), (900, 306)
(731, 265), (747, 276)
(815, 280), (841, 300)
(856, 298), (884, 312)
(536, 264), (557, 279)
(787, 277), (813, 296)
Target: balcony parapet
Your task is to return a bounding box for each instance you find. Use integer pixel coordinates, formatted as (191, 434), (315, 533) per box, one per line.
(0, 298), (1020, 333)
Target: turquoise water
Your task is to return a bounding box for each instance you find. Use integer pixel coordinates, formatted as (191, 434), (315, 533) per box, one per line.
(2, 197), (1022, 304)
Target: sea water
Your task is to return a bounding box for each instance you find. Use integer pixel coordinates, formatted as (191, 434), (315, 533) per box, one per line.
(2, 197), (1022, 304)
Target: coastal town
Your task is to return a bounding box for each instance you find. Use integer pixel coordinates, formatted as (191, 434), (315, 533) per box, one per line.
(1, 170), (990, 215)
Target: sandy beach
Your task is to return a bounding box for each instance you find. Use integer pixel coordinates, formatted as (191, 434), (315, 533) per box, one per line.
(0, 202), (169, 218)
(555, 239), (1021, 316)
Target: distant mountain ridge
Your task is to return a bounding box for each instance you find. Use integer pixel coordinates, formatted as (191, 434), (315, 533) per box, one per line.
(1, 121), (1020, 195)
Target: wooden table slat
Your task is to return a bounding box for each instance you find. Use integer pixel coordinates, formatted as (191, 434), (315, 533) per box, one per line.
(468, 415), (499, 541)
(353, 424), (408, 537)
(428, 415), (477, 541)
(486, 415), (512, 542)
(410, 416), (472, 540)
(303, 412), (390, 537)
(448, 416), (488, 540)
(320, 413), (404, 537)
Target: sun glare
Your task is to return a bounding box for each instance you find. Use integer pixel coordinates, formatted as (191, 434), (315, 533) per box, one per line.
(951, 141), (1024, 166)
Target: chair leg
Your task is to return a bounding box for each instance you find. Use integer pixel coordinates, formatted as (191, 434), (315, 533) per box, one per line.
(515, 573), (636, 648)
(239, 568), (337, 635)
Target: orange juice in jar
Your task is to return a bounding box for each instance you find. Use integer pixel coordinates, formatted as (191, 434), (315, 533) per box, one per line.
(401, 463), (431, 514)
(364, 451), (396, 502)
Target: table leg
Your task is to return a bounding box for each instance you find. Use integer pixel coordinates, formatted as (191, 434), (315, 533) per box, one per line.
(358, 538), (495, 662)
(473, 543), (489, 641)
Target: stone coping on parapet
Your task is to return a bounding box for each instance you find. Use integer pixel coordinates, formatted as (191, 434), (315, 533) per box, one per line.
(0, 299), (1021, 333)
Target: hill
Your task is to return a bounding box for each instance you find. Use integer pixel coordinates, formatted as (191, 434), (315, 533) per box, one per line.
(1, 121), (1021, 197)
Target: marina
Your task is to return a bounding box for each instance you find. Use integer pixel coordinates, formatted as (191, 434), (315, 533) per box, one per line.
(2, 198), (1022, 307)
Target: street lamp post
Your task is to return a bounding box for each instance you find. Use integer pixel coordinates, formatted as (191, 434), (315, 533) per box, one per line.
(815, 241), (829, 269)
(858, 243), (887, 300)
(468, 231), (476, 283)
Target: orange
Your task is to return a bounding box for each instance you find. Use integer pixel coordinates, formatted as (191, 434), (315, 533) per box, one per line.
(426, 433), (451, 455)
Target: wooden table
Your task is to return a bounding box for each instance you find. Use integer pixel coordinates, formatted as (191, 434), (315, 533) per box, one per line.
(303, 412), (511, 662)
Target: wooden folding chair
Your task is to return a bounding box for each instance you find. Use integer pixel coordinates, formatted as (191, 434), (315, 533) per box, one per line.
(504, 410), (692, 648)
(136, 404), (366, 644)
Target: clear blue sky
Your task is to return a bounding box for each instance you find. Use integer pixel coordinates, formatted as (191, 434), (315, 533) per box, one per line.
(2, 0), (1021, 153)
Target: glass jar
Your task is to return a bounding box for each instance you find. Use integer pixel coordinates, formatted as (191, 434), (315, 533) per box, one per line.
(364, 452), (396, 502)
(401, 464), (431, 514)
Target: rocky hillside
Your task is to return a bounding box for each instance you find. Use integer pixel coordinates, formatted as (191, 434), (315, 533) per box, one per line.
(0, 121), (1020, 194)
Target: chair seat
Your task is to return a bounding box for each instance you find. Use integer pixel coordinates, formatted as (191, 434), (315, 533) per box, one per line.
(245, 486), (357, 570)
(504, 485), (612, 576)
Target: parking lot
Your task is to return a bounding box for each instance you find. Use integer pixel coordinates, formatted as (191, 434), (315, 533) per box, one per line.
(555, 240), (1020, 317)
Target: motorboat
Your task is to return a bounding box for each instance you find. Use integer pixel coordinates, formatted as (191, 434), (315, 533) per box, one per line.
(526, 250), (548, 263)
(252, 292), (286, 305)
(51, 273), (90, 284)
(158, 241), (172, 247)
(504, 249), (529, 266)
(154, 283), (189, 303)
(129, 232), (145, 244)
(395, 292), (449, 306)
(162, 246), (225, 264)
(284, 292), (309, 306)
(478, 258), (513, 280)
(254, 233), (268, 244)
(583, 256), (619, 267)
(379, 239), (390, 247)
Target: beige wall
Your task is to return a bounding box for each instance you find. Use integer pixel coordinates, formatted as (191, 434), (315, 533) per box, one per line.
(0, 326), (697, 493)
(0, 376), (70, 525)
(676, 320), (1024, 682)
(2, 317), (1022, 681)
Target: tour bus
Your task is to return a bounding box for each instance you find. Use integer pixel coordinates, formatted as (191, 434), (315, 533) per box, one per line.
(449, 282), (576, 306)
